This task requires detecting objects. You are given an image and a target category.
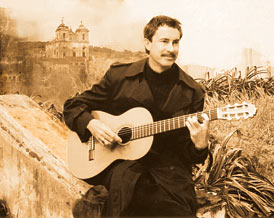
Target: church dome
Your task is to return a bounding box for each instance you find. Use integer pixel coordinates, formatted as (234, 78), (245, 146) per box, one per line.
(76, 21), (89, 32)
(56, 19), (69, 32)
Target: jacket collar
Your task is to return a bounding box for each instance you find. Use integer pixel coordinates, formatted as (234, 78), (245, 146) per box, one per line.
(124, 57), (200, 90)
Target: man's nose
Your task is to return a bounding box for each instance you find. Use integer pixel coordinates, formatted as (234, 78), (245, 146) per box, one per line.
(166, 42), (175, 52)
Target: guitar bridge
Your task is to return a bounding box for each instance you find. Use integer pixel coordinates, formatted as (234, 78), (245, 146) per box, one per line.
(88, 137), (95, 161)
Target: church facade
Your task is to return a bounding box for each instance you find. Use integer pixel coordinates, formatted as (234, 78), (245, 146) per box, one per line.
(46, 20), (89, 59)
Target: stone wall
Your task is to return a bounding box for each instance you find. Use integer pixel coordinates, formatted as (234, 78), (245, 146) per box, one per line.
(0, 94), (103, 218)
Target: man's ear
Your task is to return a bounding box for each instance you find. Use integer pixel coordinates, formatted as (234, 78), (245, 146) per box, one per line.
(144, 38), (151, 53)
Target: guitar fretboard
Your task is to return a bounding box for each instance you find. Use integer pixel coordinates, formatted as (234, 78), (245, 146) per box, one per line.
(131, 109), (218, 140)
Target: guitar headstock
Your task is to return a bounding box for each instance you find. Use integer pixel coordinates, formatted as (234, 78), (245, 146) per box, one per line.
(218, 102), (257, 120)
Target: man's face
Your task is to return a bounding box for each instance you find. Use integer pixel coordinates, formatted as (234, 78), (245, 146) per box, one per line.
(145, 25), (181, 72)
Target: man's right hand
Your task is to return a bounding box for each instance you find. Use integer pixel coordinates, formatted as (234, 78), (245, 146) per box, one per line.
(87, 119), (122, 147)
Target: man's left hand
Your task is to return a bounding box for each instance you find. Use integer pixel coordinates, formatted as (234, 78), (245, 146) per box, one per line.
(186, 113), (209, 150)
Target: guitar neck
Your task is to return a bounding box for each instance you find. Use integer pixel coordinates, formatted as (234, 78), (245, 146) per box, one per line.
(131, 109), (218, 140)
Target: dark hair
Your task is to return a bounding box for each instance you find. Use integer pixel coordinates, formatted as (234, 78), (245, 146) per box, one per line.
(144, 15), (183, 41)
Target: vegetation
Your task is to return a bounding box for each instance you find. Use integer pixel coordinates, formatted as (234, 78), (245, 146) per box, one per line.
(0, 200), (10, 218)
(194, 67), (274, 217)
(197, 66), (274, 100)
(195, 127), (274, 217)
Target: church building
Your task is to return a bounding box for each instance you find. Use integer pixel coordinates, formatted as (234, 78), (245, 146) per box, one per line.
(46, 19), (89, 59)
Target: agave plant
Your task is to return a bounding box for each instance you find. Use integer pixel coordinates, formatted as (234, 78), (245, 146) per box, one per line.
(197, 66), (274, 101)
(195, 130), (274, 217)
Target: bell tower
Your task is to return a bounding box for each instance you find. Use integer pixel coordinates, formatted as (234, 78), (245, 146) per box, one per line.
(74, 21), (89, 58)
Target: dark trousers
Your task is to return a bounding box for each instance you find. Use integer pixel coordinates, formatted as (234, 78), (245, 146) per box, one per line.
(121, 173), (198, 218)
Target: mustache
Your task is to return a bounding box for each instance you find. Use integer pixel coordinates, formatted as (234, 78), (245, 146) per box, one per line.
(161, 53), (176, 58)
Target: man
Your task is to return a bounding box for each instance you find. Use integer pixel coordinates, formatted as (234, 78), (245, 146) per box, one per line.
(64, 15), (209, 217)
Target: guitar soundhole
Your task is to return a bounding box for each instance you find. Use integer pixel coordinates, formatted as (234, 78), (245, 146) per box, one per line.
(118, 126), (132, 144)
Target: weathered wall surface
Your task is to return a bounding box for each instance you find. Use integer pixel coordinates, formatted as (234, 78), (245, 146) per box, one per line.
(0, 94), (103, 218)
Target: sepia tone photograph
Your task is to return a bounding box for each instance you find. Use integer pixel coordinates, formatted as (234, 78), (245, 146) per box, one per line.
(0, 0), (273, 217)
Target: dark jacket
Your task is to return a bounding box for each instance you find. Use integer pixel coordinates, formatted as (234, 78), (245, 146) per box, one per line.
(63, 58), (208, 216)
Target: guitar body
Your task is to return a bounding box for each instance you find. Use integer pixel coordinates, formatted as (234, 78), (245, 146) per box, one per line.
(67, 107), (153, 179)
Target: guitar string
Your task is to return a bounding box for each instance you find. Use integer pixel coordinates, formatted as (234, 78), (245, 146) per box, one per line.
(117, 109), (219, 138)
(127, 105), (250, 137)
(133, 110), (218, 138)
(117, 105), (250, 139)
(118, 110), (218, 136)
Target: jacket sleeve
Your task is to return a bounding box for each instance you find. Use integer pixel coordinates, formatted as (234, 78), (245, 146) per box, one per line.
(63, 69), (114, 142)
(180, 83), (208, 164)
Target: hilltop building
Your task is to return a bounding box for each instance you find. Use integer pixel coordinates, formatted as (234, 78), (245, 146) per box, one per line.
(45, 19), (89, 59)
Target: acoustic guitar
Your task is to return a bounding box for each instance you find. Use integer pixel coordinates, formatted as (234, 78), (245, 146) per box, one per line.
(67, 102), (256, 179)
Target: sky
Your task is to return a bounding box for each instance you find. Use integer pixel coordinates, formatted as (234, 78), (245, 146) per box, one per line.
(1, 0), (274, 69)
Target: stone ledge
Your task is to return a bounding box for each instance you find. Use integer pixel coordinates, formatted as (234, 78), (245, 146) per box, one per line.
(0, 94), (102, 218)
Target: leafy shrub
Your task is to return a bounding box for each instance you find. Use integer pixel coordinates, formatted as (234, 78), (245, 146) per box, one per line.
(195, 130), (274, 217)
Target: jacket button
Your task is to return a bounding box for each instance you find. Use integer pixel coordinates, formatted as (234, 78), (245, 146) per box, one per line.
(169, 165), (175, 170)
